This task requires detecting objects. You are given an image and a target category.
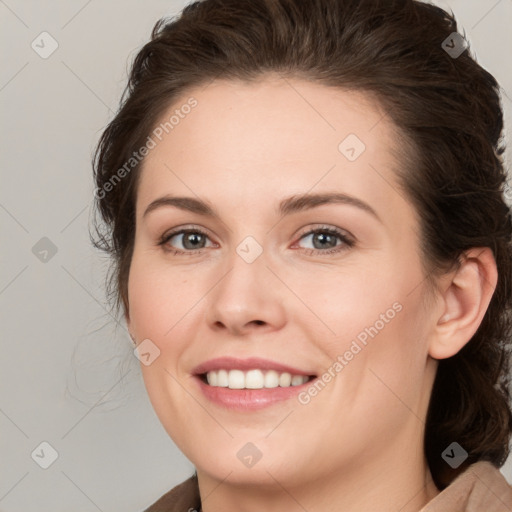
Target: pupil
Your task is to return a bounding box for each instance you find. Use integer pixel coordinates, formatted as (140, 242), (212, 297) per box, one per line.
(314, 233), (336, 249)
(184, 232), (204, 249)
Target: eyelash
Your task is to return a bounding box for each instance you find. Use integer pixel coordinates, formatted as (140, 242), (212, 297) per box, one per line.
(157, 225), (355, 257)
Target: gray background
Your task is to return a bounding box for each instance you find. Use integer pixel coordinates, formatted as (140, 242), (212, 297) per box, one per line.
(1, 0), (511, 510)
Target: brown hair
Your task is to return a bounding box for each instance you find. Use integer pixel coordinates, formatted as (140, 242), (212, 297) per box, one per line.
(91, 0), (512, 489)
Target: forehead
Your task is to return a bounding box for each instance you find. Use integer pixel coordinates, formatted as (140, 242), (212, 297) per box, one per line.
(136, 76), (408, 219)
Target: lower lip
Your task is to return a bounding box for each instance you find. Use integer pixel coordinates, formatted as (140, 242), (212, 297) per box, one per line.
(194, 375), (317, 411)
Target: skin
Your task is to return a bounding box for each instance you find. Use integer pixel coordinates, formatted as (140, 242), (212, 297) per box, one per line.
(125, 75), (497, 512)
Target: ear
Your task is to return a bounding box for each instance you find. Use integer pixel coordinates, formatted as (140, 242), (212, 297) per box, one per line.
(428, 247), (497, 360)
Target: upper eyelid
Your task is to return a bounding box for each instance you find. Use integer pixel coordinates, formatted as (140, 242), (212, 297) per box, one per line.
(162, 226), (215, 244)
(162, 224), (349, 237)
(296, 224), (352, 238)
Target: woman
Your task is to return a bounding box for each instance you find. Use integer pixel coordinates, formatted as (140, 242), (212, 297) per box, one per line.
(91, 0), (512, 510)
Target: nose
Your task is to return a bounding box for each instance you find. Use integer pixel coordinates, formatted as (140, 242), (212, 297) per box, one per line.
(204, 247), (287, 336)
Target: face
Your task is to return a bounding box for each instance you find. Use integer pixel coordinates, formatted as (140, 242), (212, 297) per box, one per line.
(127, 76), (439, 488)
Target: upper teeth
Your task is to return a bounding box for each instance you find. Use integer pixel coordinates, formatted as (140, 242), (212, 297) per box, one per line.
(206, 369), (310, 389)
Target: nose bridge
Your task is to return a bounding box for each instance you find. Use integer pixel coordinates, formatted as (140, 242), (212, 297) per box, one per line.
(205, 236), (286, 333)
(216, 238), (271, 307)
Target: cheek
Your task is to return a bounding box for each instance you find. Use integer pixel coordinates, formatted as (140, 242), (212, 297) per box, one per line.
(338, 288), (431, 415)
(127, 254), (208, 342)
(292, 256), (429, 383)
(286, 260), (412, 342)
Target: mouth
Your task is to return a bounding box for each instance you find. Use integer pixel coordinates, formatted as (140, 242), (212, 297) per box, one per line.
(197, 369), (317, 389)
(194, 369), (318, 411)
(191, 356), (318, 410)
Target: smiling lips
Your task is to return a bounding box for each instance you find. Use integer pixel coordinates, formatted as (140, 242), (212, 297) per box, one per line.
(192, 356), (317, 409)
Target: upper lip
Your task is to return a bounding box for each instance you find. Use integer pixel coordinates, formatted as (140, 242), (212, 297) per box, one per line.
(192, 357), (316, 376)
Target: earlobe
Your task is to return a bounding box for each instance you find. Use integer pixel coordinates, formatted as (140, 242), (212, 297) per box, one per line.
(428, 247), (497, 360)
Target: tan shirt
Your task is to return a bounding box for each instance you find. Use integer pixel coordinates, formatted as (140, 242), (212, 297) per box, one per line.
(143, 461), (512, 511)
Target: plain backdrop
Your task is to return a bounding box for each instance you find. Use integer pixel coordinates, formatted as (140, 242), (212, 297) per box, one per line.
(1, 0), (511, 511)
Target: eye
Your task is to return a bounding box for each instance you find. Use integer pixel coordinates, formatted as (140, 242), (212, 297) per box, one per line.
(294, 226), (354, 255)
(158, 226), (216, 254)
(157, 224), (354, 256)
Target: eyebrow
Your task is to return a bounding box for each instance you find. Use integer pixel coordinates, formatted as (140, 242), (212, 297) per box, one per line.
(142, 192), (381, 223)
